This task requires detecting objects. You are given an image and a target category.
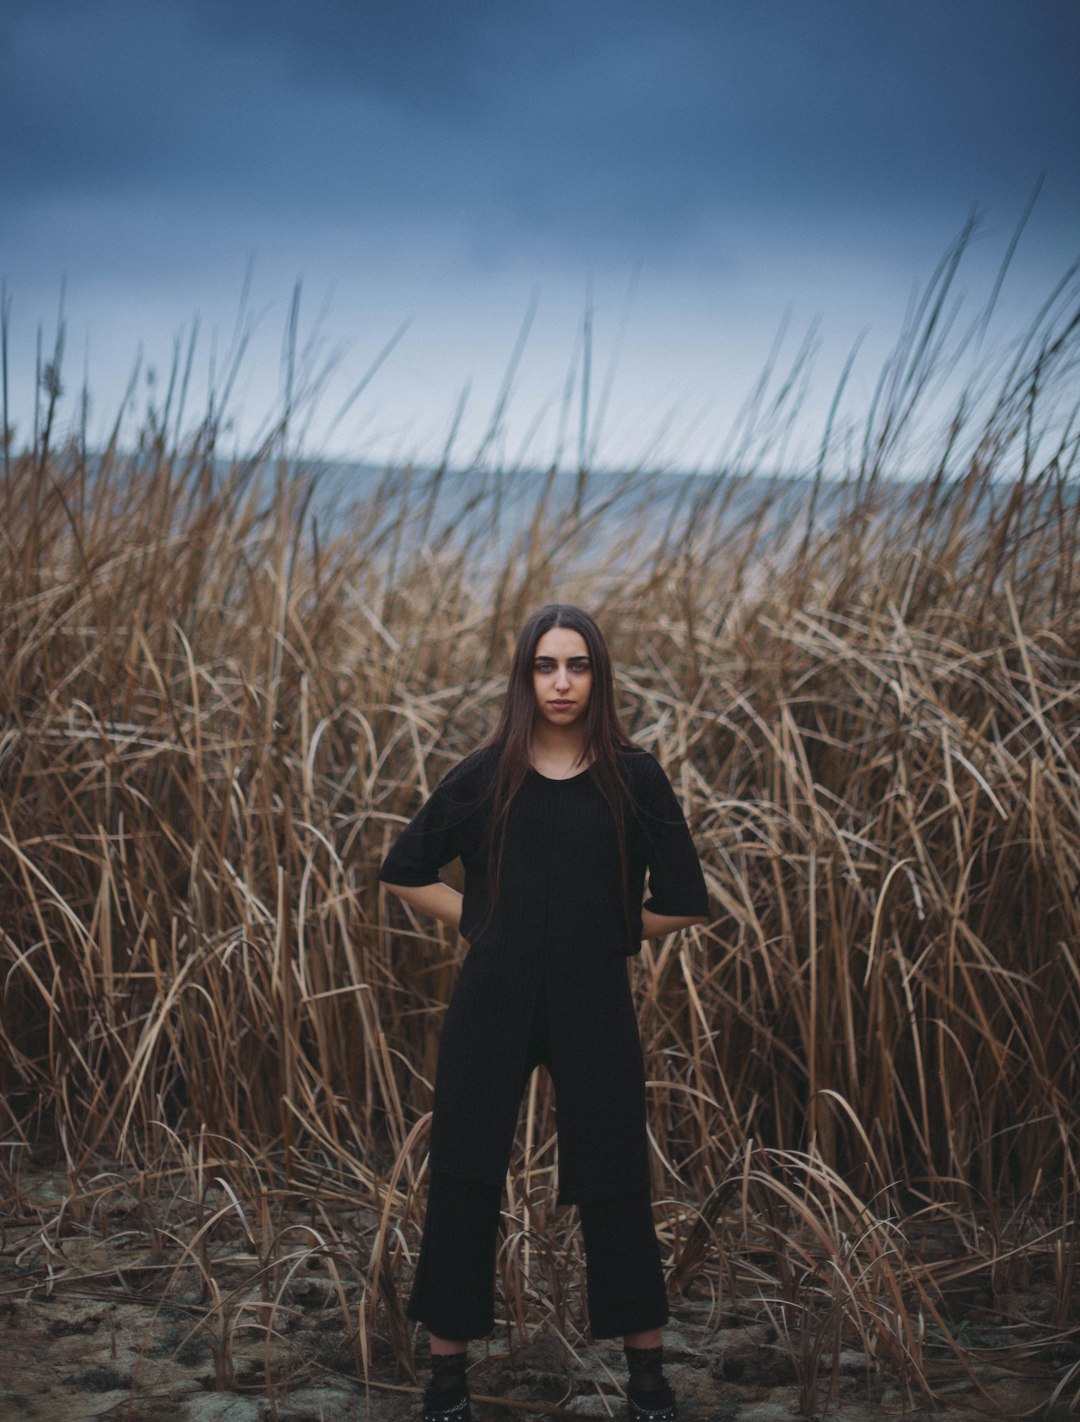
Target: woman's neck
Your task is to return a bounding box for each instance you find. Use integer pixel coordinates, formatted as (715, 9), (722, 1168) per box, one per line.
(530, 721), (589, 776)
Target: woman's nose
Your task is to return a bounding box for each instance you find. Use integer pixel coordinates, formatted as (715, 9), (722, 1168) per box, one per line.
(554, 666), (571, 690)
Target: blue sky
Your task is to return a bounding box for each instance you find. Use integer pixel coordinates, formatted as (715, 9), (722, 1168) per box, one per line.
(2, 1), (1078, 469)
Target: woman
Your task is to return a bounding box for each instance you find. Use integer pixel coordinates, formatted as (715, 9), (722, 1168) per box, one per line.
(379, 604), (709, 1422)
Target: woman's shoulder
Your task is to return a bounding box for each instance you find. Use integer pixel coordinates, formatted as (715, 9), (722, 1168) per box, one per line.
(615, 742), (669, 787)
(435, 742), (500, 794)
(617, 743), (687, 807)
(616, 741), (662, 773)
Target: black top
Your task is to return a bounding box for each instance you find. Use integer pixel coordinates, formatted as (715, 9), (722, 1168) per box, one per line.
(379, 743), (708, 952)
(378, 743), (709, 1202)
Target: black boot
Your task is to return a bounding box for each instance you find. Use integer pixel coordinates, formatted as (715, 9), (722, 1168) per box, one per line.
(422, 1347), (471, 1422)
(624, 1344), (677, 1422)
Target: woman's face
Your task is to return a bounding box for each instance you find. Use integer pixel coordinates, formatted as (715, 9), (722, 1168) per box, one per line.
(532, 627), (593, 728)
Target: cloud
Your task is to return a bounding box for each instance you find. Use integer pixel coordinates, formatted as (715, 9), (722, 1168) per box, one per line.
(1, 0), (1077, 467)
(4, 0), (1077, 275)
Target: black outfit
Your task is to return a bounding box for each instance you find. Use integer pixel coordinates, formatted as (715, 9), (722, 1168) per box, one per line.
(406, 979), (670, 1338)
(378, 743), (708, 1337)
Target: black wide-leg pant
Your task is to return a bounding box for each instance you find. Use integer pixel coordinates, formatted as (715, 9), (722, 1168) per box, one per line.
(406, 980), (669, 1340)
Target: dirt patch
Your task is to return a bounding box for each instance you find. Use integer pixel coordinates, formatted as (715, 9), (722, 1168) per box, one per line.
(1, 1286), (1069, 1420)
(0, 1164), (1073, 1420)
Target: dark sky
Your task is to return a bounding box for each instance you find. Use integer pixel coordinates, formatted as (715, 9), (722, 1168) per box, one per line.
(2, 1), (1078, 467)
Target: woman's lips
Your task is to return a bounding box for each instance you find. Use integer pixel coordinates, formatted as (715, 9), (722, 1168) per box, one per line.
(549, 700), (574, 709)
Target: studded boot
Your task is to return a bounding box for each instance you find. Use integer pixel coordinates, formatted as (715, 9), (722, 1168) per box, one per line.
(422, 1348), (470, 1422)
(624, 1343), (677, 1422)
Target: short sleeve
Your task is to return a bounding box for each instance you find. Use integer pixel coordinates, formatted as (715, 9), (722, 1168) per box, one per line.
(637, 755), (709, 918)
(378, 758), (482, 888)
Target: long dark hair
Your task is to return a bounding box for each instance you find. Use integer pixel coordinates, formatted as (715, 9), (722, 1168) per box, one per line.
(482, 603), (634, 927)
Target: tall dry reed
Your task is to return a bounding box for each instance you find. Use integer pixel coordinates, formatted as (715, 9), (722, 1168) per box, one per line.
(2, 228), (1079, 1411)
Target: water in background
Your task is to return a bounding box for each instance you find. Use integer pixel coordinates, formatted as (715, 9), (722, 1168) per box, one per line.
(291, 457), (855, 564)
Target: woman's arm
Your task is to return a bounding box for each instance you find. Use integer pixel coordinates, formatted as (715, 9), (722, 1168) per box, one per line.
(640, 908), (707, 940)
(636, 754), (710, 940)
(383, 879), (464, 934)
(378, 754), (487, 933)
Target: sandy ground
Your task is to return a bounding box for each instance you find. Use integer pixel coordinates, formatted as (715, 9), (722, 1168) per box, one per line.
(1, 1167), (1074, 1421)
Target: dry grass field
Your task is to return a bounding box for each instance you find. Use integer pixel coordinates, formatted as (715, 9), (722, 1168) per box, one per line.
(2, 236), (1080, 1418)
